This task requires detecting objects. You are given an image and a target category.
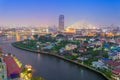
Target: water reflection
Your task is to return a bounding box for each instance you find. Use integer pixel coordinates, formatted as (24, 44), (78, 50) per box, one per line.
(37, 53), (40, 63)
(16, 33), (20, 41)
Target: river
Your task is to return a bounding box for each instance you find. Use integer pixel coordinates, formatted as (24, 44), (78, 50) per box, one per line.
(0, 36), (107, 80)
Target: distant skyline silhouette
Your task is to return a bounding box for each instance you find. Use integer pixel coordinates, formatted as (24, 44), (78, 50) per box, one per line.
(0, 0), (120, 27)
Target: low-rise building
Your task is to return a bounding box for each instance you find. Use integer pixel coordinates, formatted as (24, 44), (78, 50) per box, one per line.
(92, 61), (105, 69)
(115, 38), (120, 44)
(78, 48), (87, 53)
(59, 48), (65, 53)
(101, 58), (111, 62)
(104, 60), (120, 70)
(112, 68), (120, 80)
(93, 41), (103, 46)
(73, 36), (86, 41)
(113, 53), (120, 61)
(3, 56), (21, 79)
(65, 44), (77, 51)
(88, 43), (95, 48)
(72, 53), (78, 56)
(77, 57), (88, 61)
(109, 52), (120, 61)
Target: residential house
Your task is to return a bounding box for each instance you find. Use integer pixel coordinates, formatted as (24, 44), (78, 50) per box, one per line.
(93, 41), (103, 47)
(59, 48), (65, 53)
(73, 36), (86, 41)
(112, 68), (120, 80)
(78, 48), (87, 53)
(115, 38), (120, 44)
(92, 61), (105, 69)
(42, 45), (54, 50)
(114, 53), (120, 61)
(109, 38), (116, 43)
(101, 58), (111, 62)
(104, 60), (120, 70)
(103, 43), (110, 48)
(109, 52), (120, 61)
(65, 44), (77, 51)
(66, 35), (74, 40)
(111, 46), (120, 51)
(88, 43), (95, 48)
(72, 53), (78, 56)
(77, 57), (88, 61)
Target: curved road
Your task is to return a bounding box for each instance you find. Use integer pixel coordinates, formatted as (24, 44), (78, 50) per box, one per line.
(0, 36), (107, 80)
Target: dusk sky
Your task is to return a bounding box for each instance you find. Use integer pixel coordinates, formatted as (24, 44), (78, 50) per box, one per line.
(0, 0), (120, 27)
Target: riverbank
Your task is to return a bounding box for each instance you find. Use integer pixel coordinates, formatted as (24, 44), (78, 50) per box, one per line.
(12, 43), (111, 80)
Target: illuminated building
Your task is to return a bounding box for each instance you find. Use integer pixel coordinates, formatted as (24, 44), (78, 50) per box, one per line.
(23, 35), (27, 40)
(25, 64), (32, 72)
(106, 32), (114, 37)
(16, 32), (20, 41)
(3, 56), (21, 79)
(87, 32), (95, 36)
(66, 28), (76, 33)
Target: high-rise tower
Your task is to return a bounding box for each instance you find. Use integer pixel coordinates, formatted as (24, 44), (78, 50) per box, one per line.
(59, 15), (64, 31)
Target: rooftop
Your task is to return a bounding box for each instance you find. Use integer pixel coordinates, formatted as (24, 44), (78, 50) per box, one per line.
(112, 68), (120, 75)
(105, 60), (120, 67)
(3, 56), (21, 77)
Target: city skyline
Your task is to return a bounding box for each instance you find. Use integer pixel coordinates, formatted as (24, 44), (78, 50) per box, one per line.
(0, 0), (120, 27)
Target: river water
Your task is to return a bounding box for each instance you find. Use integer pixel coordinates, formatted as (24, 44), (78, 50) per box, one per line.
(0, 36), (107, 80)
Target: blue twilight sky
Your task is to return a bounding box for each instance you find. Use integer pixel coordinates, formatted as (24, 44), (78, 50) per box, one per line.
(0, 0), (120, 27)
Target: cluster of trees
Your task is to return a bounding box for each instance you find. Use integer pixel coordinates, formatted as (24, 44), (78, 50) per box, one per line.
(33, 34), (56, 43)
(83, 58), (97, 65)
(97, 68), (112, 78)
(64, 55), (77, 60)
(13, 40), (37, 50)
(38, 35), (56, 43)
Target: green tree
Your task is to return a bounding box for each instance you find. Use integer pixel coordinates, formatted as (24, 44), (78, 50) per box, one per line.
(103, 53), (109, 58)
(33, 34), (38, 40)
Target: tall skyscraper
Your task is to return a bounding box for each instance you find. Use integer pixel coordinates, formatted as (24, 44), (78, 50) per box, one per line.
(59, 15), (64, 31)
